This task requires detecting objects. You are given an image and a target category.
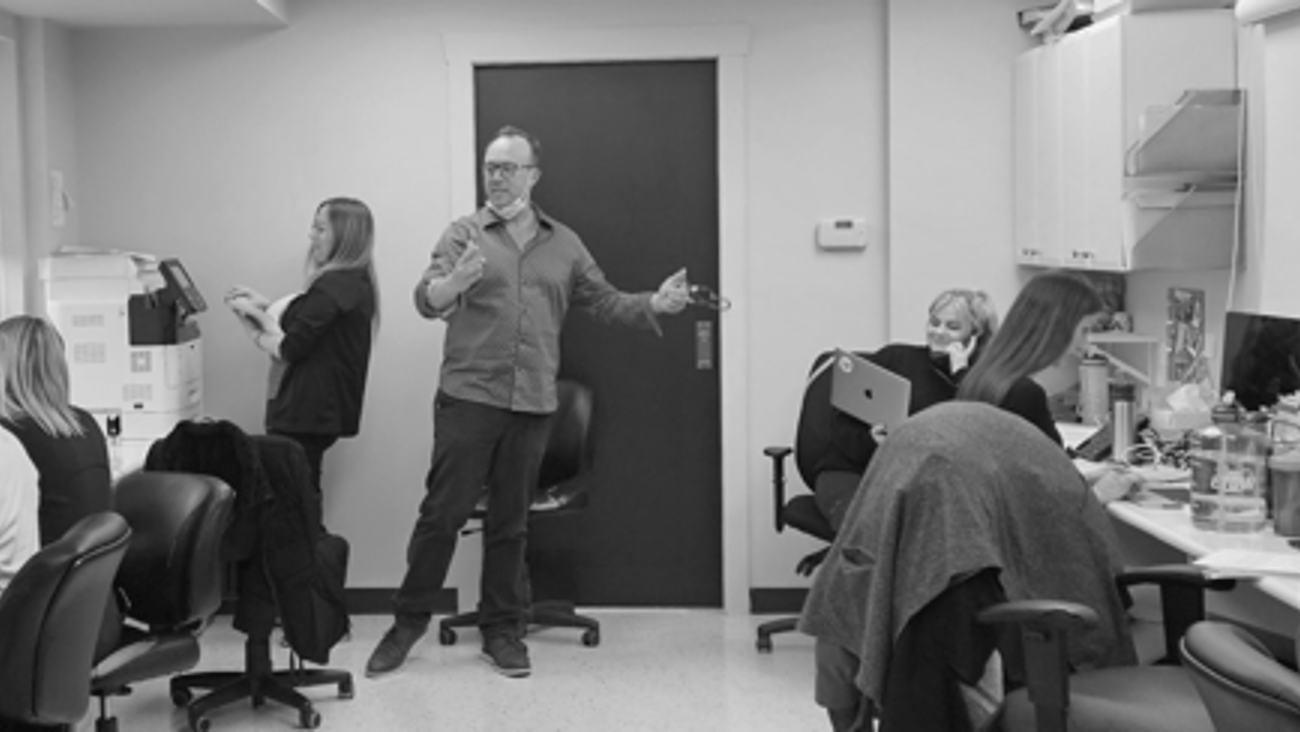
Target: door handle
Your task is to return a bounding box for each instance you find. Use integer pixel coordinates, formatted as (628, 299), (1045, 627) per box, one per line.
(696, 321), (714, 370)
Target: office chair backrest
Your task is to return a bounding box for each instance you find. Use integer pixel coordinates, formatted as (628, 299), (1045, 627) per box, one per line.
(1181, 621), (1300, 731)
(537, 379), (595, 491)
(113, 470), (234, 629)
(0, 512), (131, 726)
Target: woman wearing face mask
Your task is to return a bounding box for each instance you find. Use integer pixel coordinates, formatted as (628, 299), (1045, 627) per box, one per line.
(798, 289), (999, 531)
(227, 197), (380, 494)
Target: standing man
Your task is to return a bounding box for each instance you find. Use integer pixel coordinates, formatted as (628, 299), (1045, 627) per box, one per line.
(366, 126), (690, 679)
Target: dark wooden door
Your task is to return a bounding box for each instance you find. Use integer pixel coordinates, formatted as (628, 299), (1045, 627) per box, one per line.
(475, 60), (722, 606)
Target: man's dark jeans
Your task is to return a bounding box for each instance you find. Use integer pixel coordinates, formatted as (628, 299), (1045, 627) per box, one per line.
(392, 391), (551, 632)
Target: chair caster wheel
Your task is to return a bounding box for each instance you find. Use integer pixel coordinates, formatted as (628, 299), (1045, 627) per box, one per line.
(339, 677), (355, 699)
(171, 685), (193, 706)
(187, 712), (209, 732)
(756, 637), (773, 653)
(439, 627), (457, 646)
(300, 705), (321, 729)
(581, 629), (600, 647)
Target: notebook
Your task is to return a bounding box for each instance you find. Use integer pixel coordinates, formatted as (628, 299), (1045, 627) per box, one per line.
(829, 350), (912, 429)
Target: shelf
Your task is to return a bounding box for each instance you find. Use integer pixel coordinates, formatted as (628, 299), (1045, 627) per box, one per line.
(1125, 89), (1242, 178)
(1122, 186), (1237, 271)
(1088, 332), (1159, 345)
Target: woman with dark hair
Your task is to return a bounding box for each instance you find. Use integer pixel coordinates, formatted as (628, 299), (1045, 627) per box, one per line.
(957, 270), (1106, 445)
(227, 197), (380, 492)
(0, 315), (112, 545)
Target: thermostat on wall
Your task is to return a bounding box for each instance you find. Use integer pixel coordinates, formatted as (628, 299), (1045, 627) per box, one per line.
(815, 218), (869, 250)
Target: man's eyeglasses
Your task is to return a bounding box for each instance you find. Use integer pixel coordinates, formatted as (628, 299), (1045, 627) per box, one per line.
(482, 162), (534, 178)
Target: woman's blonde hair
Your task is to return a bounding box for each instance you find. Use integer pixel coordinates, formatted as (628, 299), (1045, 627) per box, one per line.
(307, 197), (381, 328)
(929, 288), (1000, 363)
(0, 315), (84, 437)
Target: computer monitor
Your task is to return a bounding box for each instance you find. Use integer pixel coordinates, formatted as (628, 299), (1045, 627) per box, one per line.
(158, 258), (207, 317)
(1220, 310), (1300, 411)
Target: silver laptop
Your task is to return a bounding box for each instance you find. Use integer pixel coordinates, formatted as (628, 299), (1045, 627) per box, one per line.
(829, 350), (912, 428)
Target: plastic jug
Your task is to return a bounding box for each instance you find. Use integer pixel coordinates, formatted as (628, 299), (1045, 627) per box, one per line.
(1189, 402), (1269, 532)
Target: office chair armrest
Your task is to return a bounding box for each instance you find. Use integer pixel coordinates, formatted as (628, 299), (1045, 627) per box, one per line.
(978, 600), (1099, 720)
(764, 446), (793, 533)
(978, 599), (1099, 633)
(1117, 564), (1238, 593)
(1117, 564), (1237, 665)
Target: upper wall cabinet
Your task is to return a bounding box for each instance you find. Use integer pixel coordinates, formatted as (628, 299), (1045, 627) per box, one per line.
(1013, 10), (1239, 271)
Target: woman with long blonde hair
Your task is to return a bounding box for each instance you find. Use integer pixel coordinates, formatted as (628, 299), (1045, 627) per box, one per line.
(0, 315), (111, 545)
(226, 197), (380, 493)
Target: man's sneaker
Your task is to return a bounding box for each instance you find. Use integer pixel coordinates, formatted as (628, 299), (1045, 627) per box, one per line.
(365, 623), (426, 678)
(481, 631), (531, 678)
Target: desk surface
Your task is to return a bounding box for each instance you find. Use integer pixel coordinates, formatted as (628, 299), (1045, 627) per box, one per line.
(1108, 500), (1300, 610)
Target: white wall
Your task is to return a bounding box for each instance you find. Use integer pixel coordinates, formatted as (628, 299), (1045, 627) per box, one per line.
(66, 0), (886, 605)
(0, 11), (23, 317)
(887, 0), (1042, 341)
(1248, 12), (1300, 317)
(19, 17), (79, 303)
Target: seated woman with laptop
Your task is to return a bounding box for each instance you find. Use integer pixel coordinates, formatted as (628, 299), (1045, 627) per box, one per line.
(798, 288), (999, 530)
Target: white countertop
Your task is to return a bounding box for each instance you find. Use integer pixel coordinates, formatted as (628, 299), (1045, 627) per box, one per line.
(1108, 500), (1300, 610)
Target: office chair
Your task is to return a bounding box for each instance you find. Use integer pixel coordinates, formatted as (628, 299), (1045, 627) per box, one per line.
(0, 512), (131, 731)
(801, 401), (1231, 732)
(1180, 620), (1300, 732)
(756, 350), (857, 653)
(979, 564), (1234, 732)
(145, 422), (353, 731)
(754, 445), (836, 652)
(439, 379), (601, 648)
(90, 471), (235, 732)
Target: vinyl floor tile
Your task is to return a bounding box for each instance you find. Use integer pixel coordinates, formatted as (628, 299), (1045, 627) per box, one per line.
(87, 611), (826, 732)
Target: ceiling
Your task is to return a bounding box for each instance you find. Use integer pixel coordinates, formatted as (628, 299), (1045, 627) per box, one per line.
(0, 0), (289, 28)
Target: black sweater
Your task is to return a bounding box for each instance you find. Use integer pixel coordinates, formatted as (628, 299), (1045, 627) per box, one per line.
(795, 343), (962, 488)
(267, 269), (375, 437)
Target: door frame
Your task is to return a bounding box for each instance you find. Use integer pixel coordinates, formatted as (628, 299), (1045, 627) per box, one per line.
(443, 25), (751, 612)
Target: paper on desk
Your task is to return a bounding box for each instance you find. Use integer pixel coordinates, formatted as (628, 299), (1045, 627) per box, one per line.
(1194, 549), (1300, 579)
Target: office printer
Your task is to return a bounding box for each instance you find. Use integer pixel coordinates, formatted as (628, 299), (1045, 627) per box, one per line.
(40, 250), (206, 476)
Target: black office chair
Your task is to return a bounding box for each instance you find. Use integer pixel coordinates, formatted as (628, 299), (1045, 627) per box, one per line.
(0, 512), (131, 731)
(756, 350), (858, 653)
(439, 379), (601, 648)
(1180, 620), (1300, 732)
(755, 445), (836, 652)
(90, 471), (235, 732)
(145, 422), (353, 731)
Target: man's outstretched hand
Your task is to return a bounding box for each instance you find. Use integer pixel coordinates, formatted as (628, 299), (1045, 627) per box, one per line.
(651, 267), (690, 314)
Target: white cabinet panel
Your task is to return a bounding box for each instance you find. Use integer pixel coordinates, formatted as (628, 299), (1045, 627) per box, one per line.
(1013, 10), (1237, 272)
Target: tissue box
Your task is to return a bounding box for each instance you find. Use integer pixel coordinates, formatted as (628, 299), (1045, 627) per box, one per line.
(1150, 407), (1211, 438)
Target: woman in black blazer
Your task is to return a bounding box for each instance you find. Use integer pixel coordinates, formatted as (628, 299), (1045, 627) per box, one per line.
(227, 197), (380, 493)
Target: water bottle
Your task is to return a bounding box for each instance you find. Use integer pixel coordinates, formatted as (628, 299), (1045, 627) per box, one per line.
(1109, 381), (1137, 464)
(1189, 400), (1269, 532)
(1078, 356), (1109, 426)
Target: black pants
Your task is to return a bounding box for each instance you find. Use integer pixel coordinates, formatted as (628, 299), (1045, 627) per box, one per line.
(393, 392), (552, 632)
(270, 431), (338, 494)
